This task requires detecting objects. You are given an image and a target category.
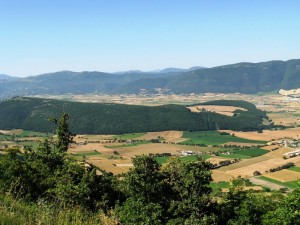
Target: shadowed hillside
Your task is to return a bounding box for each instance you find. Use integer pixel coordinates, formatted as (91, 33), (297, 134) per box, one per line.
(0, 97), (270, 134)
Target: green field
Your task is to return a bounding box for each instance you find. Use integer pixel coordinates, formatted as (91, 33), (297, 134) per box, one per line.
(155, 154), (211, 165)
(182, 131), (266, 146)
(258, 176), (300, 189)
(219, 148), (268, 159)
(288, 166), (300, 172)
(210, 181), (231, 190)
(112, 133), (145, 140)
(19, 141), (41, 149)
(0, 134), (12, 141)
(74, 151), (102, 157)
(17, 130), (49, 137)
(233, 148), (268, 157)
(218, 153), (251, 159)
(0, 130), (49, 141)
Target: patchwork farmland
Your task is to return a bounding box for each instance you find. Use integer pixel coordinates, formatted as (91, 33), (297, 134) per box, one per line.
(1, 92), (300, 191)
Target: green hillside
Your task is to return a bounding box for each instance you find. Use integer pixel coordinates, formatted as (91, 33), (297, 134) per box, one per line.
(115, 59), (300, 94)
(0, 97), (270, 134)
(0, 59), (300, 98)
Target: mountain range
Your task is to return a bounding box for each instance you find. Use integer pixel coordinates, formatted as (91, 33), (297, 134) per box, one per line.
(0, 59), (299, 98)
(0, 74), (16, 81)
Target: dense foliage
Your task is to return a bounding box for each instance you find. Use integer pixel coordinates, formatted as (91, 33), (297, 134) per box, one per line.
(0, 114), (300, 224)
(0, 97), (270, 134)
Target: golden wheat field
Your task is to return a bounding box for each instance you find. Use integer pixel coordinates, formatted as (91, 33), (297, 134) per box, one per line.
(136, 131), (185, 143)
(264, 169), (300, 182)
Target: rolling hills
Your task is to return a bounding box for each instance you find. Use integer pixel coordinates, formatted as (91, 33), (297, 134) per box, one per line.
(0, 59), (300, 98)
(0, 97), (270, 134)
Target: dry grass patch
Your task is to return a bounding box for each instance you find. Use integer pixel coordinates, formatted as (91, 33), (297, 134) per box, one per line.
(223, 157), (300, 178)
(137, 131), (184, 143)
(217, 155), (271, 172)
(74, 134), (114, 142)
(264, 147), (291, 158)
(187, 105), (246, 116)
(17, 137), (45, 141)
(5, 129), (23, 135)
(118, 143), (182, 158)
(208, 157), (230, 164)
(118, 143), (217, 158)
(264, 169), (300, 182)
(222, 127), (300, 141)
(87, 157), (131, 174)
(69, 143), (113, 154)
(268, 113), (300, 126)
(212, 171), (235, 182)
(0, 130), (10, 134)
(262, 145), (280, 151)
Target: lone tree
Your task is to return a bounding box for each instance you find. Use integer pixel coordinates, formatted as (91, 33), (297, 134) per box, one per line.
(51, 113), (74, 152)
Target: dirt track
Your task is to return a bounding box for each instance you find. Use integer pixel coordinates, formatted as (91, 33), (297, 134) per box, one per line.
(249, 177), (290, 191)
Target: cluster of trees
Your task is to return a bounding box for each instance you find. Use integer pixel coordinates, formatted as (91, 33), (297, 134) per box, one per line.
(0, 97), (271, 134)
(269, 162), (295, 172)
(1, 114), (300, 224)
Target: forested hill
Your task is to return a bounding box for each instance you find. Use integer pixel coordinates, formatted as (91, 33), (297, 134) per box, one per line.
(0, 97), (270, 134)
(0, 59), (300, 98)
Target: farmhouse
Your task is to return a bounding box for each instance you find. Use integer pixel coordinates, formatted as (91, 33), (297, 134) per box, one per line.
(181, 150), (194, 156)
(283, 149), (300, 158)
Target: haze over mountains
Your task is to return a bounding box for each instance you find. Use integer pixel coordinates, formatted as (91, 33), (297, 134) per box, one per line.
(0, 59), (299, 98)
(0, 74), (16, 81)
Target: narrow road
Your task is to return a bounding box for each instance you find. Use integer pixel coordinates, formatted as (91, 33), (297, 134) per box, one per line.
(249, 177), (291, 191)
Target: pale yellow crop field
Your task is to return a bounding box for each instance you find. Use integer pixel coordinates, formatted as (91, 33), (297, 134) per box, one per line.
(221, 127), (300, 141)
(137, 131), (185, 143)
(187, 105), (246, 116)
(212, 171), (235, 182)
(264, 169), (300, 182)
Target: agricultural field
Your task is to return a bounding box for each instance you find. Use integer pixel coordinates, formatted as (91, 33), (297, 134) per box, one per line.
(222, 127), (300, 141)
(218, 148), (268, 159)
(2, 125), (300, 191)
(263, 169), (300, 182)
(1, 92), (300, 190)
(215, 146), (300, 185)
(155, 155), (210, 165)
(187, 105), (246, 116)
(0, 129), (50, 151)
(135, 131), (185, 143)
(257, 176), (300, 189)
(288, 166), (300, 172)
(181, 131), (266, 146)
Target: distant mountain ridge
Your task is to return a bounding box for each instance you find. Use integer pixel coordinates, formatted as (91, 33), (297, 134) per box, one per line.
(153, 66), (205, 73)
(0, 59), (299, 98)
(0, 74), (16, 81)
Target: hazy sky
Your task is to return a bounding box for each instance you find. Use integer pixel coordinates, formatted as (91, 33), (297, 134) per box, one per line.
(0, 0), (299, 77)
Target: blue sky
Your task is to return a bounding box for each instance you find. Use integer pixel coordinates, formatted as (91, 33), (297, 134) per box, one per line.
(0, 0), (299, 77)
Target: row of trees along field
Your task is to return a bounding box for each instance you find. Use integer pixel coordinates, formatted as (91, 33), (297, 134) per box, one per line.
(1, 114), (299, 224)
(0, 97), (271, 134)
